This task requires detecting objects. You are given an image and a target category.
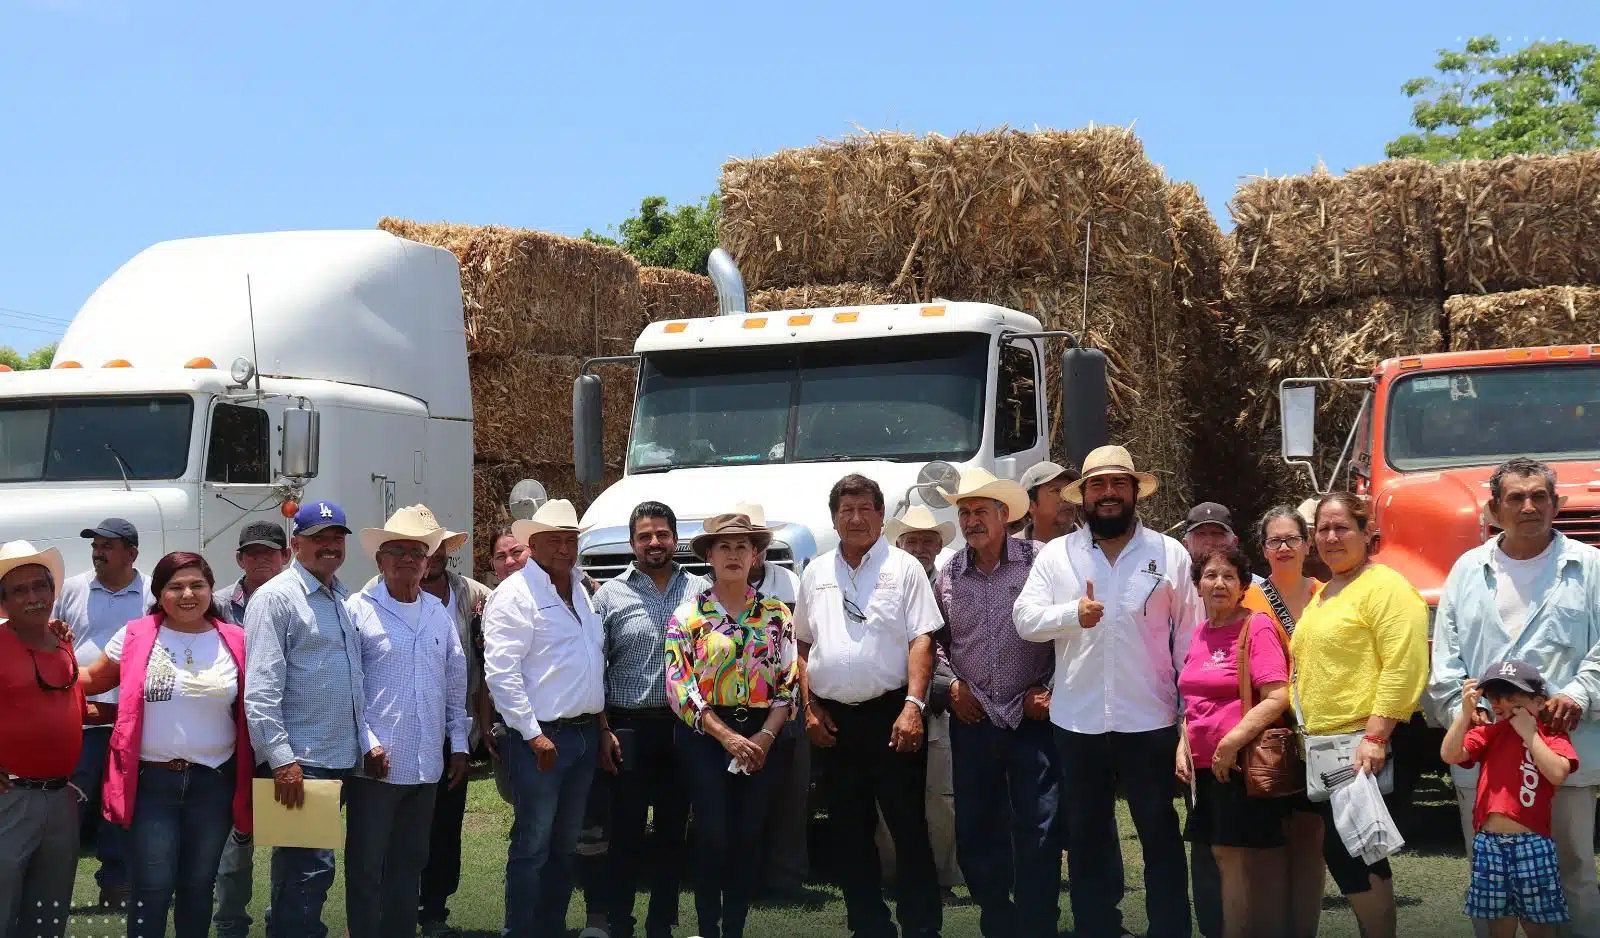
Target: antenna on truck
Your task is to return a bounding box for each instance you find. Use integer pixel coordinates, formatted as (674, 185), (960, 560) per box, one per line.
(245, 275), (264, 401)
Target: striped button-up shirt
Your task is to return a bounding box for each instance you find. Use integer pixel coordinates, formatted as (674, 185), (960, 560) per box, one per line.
(595, 563), (697, 711)
(935, 538), (1053, 729)
(54, 570), (152, 711)
(348, 581), (470, 786)
(243, 563), (365, 770)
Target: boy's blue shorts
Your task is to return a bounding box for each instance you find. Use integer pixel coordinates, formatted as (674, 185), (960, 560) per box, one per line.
(1465, 830), (1571, 925)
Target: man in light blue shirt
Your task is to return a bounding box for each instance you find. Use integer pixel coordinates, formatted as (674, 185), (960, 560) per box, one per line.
(1428, 458), (1600, 938)
(52, 516), (149, 909)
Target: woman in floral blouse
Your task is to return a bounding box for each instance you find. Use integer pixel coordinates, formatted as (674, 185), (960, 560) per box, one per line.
(665, 511), (798, 938)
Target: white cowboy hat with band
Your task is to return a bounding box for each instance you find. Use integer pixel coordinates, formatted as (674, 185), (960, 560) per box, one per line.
(885, 505), (957, 548)
(361, 505), (449, 558)
(410, 504), (469, 554)
(937, 467), (1030, 520)
(0, 540), (65, 591)
(690, 513), (773, 561)
(511, 499), (582, 544)
(1063, 445), (1160, 501)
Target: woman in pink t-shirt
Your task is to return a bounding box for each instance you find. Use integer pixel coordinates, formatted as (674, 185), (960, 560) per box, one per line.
(1177, 546), (1292, 938)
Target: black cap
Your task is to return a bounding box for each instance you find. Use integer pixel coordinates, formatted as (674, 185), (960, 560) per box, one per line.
(238, 521), (288, 551)
(1185, 502), (1235, 535)
(1477, 659), (1547, 696)
(80, 517), (138, 547)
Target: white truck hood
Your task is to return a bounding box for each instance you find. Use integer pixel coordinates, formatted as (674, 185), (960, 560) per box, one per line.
(0, 486), (188, 578)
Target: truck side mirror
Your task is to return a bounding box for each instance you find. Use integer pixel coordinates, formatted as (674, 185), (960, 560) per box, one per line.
(573, 374), (604, 490)
(281, 408), (320, 478)
(1280, 385), (1317, 461)
(1059, 347), (1108, 470)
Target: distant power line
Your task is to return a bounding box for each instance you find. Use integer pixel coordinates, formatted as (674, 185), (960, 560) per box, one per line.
(0, 305), (72, 326)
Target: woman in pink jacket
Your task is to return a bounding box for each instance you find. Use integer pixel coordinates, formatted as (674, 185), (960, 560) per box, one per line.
(80, 551), (253, 938)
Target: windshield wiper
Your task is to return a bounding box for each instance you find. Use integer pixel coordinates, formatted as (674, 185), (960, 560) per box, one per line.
(792, 454), (887, 463)
(104, 444), (134, 492)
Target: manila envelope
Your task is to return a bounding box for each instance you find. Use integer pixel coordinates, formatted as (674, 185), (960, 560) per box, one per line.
(251, 778), (343, 849)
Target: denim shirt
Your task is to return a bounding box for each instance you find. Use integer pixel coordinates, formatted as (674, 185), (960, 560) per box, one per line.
(1428, 531), (1600, 788)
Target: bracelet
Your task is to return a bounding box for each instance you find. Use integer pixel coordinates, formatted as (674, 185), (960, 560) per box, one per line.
(1361, 734), (1389, 746)
(756, 728), (777, 742)
(905, 695), (927, 713)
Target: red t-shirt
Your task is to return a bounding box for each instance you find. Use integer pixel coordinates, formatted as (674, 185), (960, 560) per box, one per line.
(1463, 719), (1580, 838)
(0, 626), (86, 780)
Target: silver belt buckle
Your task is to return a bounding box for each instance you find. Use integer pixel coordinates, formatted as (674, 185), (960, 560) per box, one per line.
(732, 706), (751, 723)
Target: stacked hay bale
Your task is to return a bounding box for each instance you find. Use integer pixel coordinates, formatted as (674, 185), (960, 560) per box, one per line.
(720, 126), (1205, 529)
(1446, 286), (1600, 350)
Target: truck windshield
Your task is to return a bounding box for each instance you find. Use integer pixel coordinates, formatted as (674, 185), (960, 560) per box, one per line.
(0, 395), (194, 482)
(1387, 364), (1600, 470)
(629, 333), (989, 471)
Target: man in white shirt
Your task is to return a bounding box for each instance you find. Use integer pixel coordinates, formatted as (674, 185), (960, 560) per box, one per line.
(796, 474), (944, 938)
(344, 507), (471, 938)
(483, 499), (613, 938)
(1014, 445), (1201, 938)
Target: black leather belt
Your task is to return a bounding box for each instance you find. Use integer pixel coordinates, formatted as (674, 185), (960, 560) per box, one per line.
(8, 776), (69, 791)
(544, 713), (598, 729)
(713, 706), (770, 725)
(142, 759), (194, 772)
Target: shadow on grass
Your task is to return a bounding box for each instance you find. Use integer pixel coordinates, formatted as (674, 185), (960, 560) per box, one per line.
(752, 884), (836, 910)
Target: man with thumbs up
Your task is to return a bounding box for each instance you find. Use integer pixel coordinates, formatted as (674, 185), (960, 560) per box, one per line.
(1014, 445), (1204, 938)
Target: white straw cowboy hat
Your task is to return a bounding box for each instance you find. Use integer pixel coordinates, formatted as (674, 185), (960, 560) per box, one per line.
(511, 499), (582, 544)
(734, 502), (769, 528)
(936, 467), (1030, 520)
(690, 513), (773, 561)
(0, 540), (65, 592)
(884, 505), (957, 548)
(1063, 445), (1160, 502)
(412, 504), (469, 554)
(360, 505), (449, 558)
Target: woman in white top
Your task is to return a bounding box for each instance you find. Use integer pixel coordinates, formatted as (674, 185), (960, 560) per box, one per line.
(79, 551), (254, 938)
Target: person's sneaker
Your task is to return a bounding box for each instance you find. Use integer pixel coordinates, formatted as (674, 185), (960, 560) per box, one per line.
(98, 884), (131, 911)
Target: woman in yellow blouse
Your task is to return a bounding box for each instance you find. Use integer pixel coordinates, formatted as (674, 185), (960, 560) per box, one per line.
(1290, 492), (1428, 938)
(665, 511), (798, 938)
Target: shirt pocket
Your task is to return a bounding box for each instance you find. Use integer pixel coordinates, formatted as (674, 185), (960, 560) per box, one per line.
(1545, 576), (1591, 646)
(1122, 571), (1168, 620)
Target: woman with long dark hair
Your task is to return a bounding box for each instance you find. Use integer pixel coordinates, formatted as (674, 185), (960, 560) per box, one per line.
(79, 551), (253, 938)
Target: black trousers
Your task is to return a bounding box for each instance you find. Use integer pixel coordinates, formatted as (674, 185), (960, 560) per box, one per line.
(418, 747), (469, 925)
(818, 690), (941, 938)
(605, 709), (690, 938)
(1055, 725), (1191, 938)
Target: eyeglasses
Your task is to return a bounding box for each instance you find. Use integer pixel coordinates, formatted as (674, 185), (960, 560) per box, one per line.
(378, 546), (430, 560)
(1264, 536), (1306, 550)
(843, 596), (868, 623)
(30, 645), (76, 693)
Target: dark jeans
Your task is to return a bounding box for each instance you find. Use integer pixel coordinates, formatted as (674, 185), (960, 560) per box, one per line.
(677, 711), (792, 938)
(818, 690), (942, 938)
(126, 758), (237, 938)
(950, 716), (1062, 938)
(418, 747), (469, 926)
(212, 828), (253, 938)
(264, 763), (349, 938)
(1055, 726), (1190, 938)
(759, 719), (809, 891)
(605, 709), (689, 938)
(1189, 810), (1222, 938)
(578, 765), (611, 918)
(72, 725), (127, 891)
(503, 721), (600, 938)
(345, 776), (436, 938)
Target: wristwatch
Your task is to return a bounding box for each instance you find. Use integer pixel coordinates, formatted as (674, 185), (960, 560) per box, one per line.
(906, 694), (927, 713)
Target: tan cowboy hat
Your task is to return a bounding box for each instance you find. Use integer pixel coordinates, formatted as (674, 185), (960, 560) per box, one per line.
(690, 513), (773, 561)
(361, 505), (449, 558)
(937, 467), (1030, 520)
(511, 499), (582, 544)
(412, 504), (469, 554)
(885, 505), (957, 548)
(0, 540), (66, 592)
(1063, 445), (1160, 501)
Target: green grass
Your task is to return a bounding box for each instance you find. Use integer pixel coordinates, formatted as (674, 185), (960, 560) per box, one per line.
(66, 767), (1488, 937)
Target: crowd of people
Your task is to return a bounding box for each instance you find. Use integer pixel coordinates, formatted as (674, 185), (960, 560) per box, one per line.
(2, 444), (1599, 938)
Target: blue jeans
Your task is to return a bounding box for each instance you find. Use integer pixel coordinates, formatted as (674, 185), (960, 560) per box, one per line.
(126, 758), (237, 938)
(503, 722), (599, 938)
(72, 726), (126, 890)
(950, 717), (1062, 938)
(212, 828), (254, 938)
(263, 764), (348, 938)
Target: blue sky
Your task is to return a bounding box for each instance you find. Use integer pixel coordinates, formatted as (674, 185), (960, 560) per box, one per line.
(1, 0), (1594, 353)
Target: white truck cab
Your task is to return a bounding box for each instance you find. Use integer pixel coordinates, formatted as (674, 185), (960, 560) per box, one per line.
(0, 230), (473, 586)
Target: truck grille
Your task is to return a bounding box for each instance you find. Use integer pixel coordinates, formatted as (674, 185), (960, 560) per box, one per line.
(1553, 509), (1600, 547)
(582, 545), (796, 583)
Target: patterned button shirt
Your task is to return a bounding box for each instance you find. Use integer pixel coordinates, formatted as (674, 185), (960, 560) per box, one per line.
(595, 563), (697, 711)
(934, 537), (1053, 729)
(664, 585), (798, 731)
(215, 578), (251, 625)
(243, 562), (366, 770)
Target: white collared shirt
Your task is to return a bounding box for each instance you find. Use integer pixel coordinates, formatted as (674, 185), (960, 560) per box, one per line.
(795, 537), (943, 704)
(482, 560), (606, 740)
(1013, 521), (1202, 734)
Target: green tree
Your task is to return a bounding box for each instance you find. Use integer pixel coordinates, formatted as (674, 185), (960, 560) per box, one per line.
(0, 342), (56, 370)
(584, 194), (721, 274)
(1387, 35), (1600, 160)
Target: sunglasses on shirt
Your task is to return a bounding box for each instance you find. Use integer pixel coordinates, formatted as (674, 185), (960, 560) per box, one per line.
(30, 644), (76, 693)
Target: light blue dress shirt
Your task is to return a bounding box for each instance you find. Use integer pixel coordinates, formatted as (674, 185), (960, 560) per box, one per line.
(53, 570), (152, 710)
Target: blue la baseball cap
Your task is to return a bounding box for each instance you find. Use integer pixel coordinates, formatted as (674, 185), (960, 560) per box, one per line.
(292, 501), (351, 537)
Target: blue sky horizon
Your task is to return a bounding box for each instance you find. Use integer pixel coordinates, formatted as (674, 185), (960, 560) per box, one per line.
(1, 1), (1595, 353)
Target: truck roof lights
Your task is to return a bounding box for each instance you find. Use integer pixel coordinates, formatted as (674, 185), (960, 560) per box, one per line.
(54, 360), (82, 369)
(184, 357), (217, 369)
(832, 312), (859, 323)
(1398, 358), (1423, 369)
(920, 305), (946, 317)
(103, 359), (132, 368)
(663, 322), (688, 334)
(1506, 349), (1534, 360)
(742, 317), (767, 329)
(0, 364), (11, 372)
(787, 315), (813, 326)
(1548, 347), (1574, 358)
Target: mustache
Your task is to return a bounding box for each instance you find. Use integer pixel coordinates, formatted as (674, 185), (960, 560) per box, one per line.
(962, 524), (989, 536)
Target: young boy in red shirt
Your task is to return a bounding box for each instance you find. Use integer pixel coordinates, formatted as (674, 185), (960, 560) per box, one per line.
(1442, 659), (1579, 938)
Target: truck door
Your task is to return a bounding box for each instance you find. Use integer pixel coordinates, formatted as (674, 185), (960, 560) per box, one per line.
(993, 338), (1048, 478)
(201, 399), (283, 575)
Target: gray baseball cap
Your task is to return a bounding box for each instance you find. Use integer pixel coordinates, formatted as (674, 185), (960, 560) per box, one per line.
(1019, 461), (1080, 496)
(1185, 502), (1235, 536)
(238, 521), (288, 551)
(80, 518), (138, 547)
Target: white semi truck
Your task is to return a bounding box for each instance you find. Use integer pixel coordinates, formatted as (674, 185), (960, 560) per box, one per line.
(0, 230), (474, 586)
(564, 250), (1108, 581)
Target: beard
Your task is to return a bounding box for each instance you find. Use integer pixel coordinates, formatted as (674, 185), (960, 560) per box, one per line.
(1085, 498), (1137, 539)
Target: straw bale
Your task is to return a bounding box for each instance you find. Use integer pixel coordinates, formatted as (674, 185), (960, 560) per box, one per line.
(471, 460), (620, 579)
(379, 218), (643, 359)
(719, 131), (920, 292)
(1225, 161), (1443, 309)
(640, 267), (718, 321)
(1164, 182), (1225, 310)
(1437, 152), (1600, 294)
(748, 283), (904, 312)
(469, 355), (634, 467)
(1446, 286), (1600, 351)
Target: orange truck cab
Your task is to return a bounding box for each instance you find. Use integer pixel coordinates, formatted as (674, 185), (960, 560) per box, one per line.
(1279, 344), (1600, 809)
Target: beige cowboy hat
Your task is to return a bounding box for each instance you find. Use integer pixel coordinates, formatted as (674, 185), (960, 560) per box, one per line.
(1063, 445), (1160, 502)
(690, 512), (773, 561)
(734, 502), (769, 528)
(0, 540), (66, 591)
(415, 504), (469, 553)
(937, 467), (1030, 520)
(511, 499), (582, 544)
(361, 505), (449, 558)
(885, 505), (957, 548)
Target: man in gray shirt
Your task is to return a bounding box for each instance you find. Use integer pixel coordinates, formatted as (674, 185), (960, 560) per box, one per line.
(52, 516), (149, 910)
(243, 500), (365, 938)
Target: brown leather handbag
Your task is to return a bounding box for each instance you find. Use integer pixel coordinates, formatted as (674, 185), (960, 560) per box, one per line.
(1235, 616), (1304, 798)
